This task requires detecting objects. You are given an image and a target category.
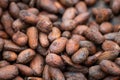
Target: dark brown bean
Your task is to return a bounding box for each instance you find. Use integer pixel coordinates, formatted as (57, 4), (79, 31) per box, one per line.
(0, 65), (18, 80)
(17, 49), (35, 64)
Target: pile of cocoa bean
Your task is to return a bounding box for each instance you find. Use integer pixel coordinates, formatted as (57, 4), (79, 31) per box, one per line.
(0, 0), (120, 80)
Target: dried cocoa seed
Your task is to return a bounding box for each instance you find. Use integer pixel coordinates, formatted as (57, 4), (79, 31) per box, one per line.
(12, 19), (26, 32)
(72, 48), (89, 64)
(89, 65), (106, 79)
(0, 65), (18, 80)
(13, 76), (24, 80)
(49, 37), (68, 54)
(62, 31), (71, 39)
(102, 40), (120, 52)
(46, 53), (64, 67)
(15, 64), (34, 76)
(17, 49), (36, 64)
(100, 60), (120, 76)
(48, 27), (61, 42)
(115, 58), (120, 66)
(37, 15), (52, 33)
(98, 51), (119, 63)
(30, 54), (44, 76)
(111, 0), (120, 15)
(39, 32), (49, 47)
(62, 7), (77, 21)
(19, 10), (37, 24)
(103, 76), (120, 80)
(92, 8), (112, 23)
(0, 60), (10, 68)
(79, 40), (96, 54)
(84, 26), (105, 44)
(66, 38), (80, 55)
(1, 11), (15, 36)
(64, 72), (87, 80)
(4, 40), (26, 52)
(0, 38), (4, 51)
(85, 51), (102, 66)
(104, 32), (118, 40)
(27, 27), (38, 49)
(72, 25), (88, 35)
(100, 22), (113, 34)
(9, 2), (20, 18)
(85, 0), (96, 6)
(43, 65), (51, 80)
(3, 51), (17, 61)
(0, 31), (9, 39)
(49, 66), (65, 80)
(75, 1), (88, 14)
(12, 31), (28, 46)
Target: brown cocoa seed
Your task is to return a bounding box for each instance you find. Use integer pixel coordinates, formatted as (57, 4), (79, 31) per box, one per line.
(100, 60), (120, 76)
(17, 49), (36, 64)
(19, 10), (38, 24)
(85, 51), (102, 66)
(61, 19), (77, 31)
(62, 31), (71, 39)
(64, 72), (87, 80)
(49, 37), (68, 54)
(0, 65), (18, 80)
(0, 38), (4, 51)
(15, 64), (34, 76)
(1, 11), (15, 36)
(89, 65), (106, 79)
(0, 31), (9, 39)
(84, 27), (105, 44)
(4, 40), (26, 52)
(48, 27), (61, 42)
(38, 0), (58, 13)
(74, 12), (90, 25)
(12, 31), (28, 46)
(102, 40), (120, 52)
(3, 51), (17, 61)
(103, 76), (120, 80)
(12, 19), (26, 32)
(62, 7), (77, 21)
(9, 2), (20, 18)
(114, 33), (120, 45)
(66, 38), (80, 55)
(0, 0), (8, 9)
(13, 76), (24, 80)
(98, 51), (119, 63)
(104, 32), (118, 40)
(92, 8), (112, 23)
(30, 54), (44, 76)
(0, 60), (10, 68)
(43, 65), (51, 80)
(111, 0), (120, 15)
(39, 32), (49, 47)
(46, 53), (64, 67)
(115, 58), (120, 66)
(75, 1), (87, 14)
(85, 0), (96, 6)
(37, 15), (52, 33)
(27, 8), (39, 15)
(100, 22), (113, 34)
(72, 48), (89, 64)
(79, 40), (96, 54)
(72, 25), (88, 35)
(49, 66), (65, 80)
(27, 27), (38, 49)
